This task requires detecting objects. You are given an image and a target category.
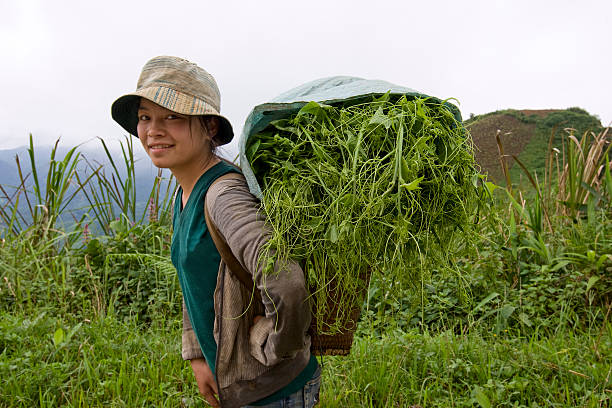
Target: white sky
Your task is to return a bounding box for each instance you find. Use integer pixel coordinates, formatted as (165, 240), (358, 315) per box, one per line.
(1, 0), (610, 158)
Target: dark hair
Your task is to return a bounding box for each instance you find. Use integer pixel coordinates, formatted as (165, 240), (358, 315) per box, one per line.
(198, 115), (241, 170)
(198, 116), (220, 155)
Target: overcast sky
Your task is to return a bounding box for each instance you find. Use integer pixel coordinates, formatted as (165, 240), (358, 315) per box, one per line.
(1, 0), (610, 159)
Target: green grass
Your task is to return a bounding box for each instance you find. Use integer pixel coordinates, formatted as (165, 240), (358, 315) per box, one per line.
(1, 311), (608, 407)
(0, 312), (199, 407)
(321, 327), (611, 407)
(1, 134), (611, 407)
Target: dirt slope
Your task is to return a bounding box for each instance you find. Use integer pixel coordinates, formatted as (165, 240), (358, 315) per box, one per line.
(465, 113), (538, 182)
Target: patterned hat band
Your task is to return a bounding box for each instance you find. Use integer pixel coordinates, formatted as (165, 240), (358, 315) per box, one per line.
(137, 86), (218, 116)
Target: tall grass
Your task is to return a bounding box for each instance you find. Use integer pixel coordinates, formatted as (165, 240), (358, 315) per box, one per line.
(76, 136), (176, 235)
(0, 133), (610, 407)
(0, 136), (177, 241)
(558, 128), (611, 218)
(493, 126), (611, 322)
(0, 135), (93, 248)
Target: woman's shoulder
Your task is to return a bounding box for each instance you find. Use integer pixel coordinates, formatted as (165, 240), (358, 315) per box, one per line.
(207, 169), (257, 208)
(211, 164), (247, 190)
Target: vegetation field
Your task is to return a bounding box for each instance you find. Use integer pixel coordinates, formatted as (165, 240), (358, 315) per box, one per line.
(1, 128), (610, 407)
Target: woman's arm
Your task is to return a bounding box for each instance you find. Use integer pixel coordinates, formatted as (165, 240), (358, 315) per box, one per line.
(182, 300), (204, 360)
(206, 176), (311, 366)
(182, 302), (219, 406)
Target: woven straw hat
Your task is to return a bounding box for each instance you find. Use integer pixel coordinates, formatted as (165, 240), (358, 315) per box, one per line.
(111, 56), (233, 145)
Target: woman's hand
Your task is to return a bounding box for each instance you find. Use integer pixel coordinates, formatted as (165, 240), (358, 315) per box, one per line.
(190, 358), (219, 407)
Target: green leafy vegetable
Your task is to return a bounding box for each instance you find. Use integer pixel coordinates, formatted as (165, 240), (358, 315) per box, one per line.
(246, 95), (479, 334)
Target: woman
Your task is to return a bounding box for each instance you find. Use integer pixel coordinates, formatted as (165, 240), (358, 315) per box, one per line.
(111, 56), (319, 408)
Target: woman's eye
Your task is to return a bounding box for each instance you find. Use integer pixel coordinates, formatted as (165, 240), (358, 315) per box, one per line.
(138, 114), (149, 121)
(167, 114), (182, 120)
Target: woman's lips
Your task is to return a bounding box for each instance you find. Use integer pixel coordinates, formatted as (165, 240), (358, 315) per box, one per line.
(149, 144), (174, 151)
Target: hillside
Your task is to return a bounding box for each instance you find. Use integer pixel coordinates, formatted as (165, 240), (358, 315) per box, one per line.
(465, 108), (604, 182)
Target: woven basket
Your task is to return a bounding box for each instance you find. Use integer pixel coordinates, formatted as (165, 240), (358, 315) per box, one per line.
(309, 304), (361, 356)
(308, 271), (370, 356)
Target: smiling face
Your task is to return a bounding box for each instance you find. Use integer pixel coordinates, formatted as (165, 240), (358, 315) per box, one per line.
(136, 98), (216, 174)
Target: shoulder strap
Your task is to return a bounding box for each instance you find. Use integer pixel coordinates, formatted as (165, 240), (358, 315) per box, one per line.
(204, 173), (262, 302)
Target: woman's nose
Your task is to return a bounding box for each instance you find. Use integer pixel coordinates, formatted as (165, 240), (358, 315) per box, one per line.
(146, 118), (166, 137)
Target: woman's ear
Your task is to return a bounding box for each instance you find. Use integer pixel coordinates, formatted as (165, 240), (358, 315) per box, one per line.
(203, 116), (219, 139)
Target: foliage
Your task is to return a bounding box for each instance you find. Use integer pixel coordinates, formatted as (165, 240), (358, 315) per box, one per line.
(82, 217), (179, 323)
(557, 130), (611, 217)
(0, 218), (178, 325)
(464, 107), (603, 185)
(1, 131), (611, 406)
(247, 95), (479, 334)
(363, 126), (611, 341)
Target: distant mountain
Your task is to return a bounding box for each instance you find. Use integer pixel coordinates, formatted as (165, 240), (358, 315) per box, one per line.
(0, 159), (15, 186)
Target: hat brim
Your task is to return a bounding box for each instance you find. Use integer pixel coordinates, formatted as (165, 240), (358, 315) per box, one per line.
(111, 89), (234, 146)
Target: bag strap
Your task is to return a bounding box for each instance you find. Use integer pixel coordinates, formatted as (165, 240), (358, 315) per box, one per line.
(204, 173), (262, 302)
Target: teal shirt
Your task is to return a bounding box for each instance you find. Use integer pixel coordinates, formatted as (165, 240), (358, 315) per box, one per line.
(171, 161), (239, 374)
(171, 161), (318, 403)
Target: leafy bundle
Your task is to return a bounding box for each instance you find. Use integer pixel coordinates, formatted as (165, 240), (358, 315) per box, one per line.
(246, 95), (478, 334)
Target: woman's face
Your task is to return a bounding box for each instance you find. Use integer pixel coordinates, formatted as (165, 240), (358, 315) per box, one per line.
(136, 98), (214, 172)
